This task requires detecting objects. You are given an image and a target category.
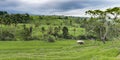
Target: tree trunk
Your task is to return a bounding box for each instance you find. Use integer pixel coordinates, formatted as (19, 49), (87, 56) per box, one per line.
(100, 28), (106, 44)
(101, 22), (109, 44)
(101, 37), (106, 44)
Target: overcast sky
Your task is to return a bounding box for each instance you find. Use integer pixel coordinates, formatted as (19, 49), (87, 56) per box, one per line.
(0, 0), (120, 17)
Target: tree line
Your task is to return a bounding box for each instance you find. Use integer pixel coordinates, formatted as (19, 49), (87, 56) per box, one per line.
(0, 11), (32, 25)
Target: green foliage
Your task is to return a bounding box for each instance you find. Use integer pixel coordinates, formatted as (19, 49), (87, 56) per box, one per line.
(0, 7), (120, 60)
(0, 11), (8, 15)
(47, 26), (54, 35)
(62, 26), (69, 39)
(20, 26), (33, 40)
(0, 11), (32, 26)
(1, 7), (120, 42)
(41, 27), (45, 33)
(47, 35), (56, 42)
(0, 30), (14, 41)
(85, 7), (120, 43)
(53, 27), (59, 37)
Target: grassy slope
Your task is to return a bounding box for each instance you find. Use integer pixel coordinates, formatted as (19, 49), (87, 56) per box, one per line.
(0, 15), (85, 41)
(0, 40), (120, 60)
(0, 24), (85, 41)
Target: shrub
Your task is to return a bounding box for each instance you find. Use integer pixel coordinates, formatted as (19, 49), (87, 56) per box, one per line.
(41, 27), (45, 33)
(57, 34), (63, 38)
(47, 26), (53, 35)
(46, 22), (50, 25)
(47, 35), (55, 42)
(53, 27), (59, 37)
(62, 26), (69, 39)
(0, 30), (15, 41)
(20, 26), (34, 40)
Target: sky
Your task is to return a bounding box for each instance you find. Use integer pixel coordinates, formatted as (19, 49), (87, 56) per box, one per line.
(0, 0), (120, 17)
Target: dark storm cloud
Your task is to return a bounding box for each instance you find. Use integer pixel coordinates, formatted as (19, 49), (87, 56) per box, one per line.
(0, 0), (119, 16)
(37, 0), (106, 12)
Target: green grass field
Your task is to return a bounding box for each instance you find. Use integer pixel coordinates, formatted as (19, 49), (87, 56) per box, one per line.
(0, 40), (120, 60)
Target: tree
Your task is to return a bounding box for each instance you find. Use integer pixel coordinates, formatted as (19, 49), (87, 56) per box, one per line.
(73, 28), (76, 36)
(85, 10), (107, 44)
(0, 11), (8, 15)
(48, 26), (53, 35)
(21, 26), (33, 40)
(41, 27), (45, 33)
(85, 7), (120, 44)
(70, 20), (72, 25)
(62, 26), (69, 38)
(106, 7), (120, 20)
(53, 27), (59, 38)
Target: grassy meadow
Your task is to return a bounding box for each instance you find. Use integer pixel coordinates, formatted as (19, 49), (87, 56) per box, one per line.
(0, 40), (120, 60)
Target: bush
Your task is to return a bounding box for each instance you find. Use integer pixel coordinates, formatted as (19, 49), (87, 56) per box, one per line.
(47, 35), (55, 42)
(20, 26), (35, 40)
(0, 31), (15, 41)
(41, 27), (45, 32)
(62, 26), (69, 39)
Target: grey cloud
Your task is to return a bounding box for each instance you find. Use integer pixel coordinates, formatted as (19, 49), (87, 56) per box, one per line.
(0, 0), (120, 16)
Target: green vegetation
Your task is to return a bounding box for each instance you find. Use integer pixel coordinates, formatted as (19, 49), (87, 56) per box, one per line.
(84, 7), (120, 43)
(0, 11), (86, 41)
(0, 7), (120, 60)
(0, 40), (120, 60)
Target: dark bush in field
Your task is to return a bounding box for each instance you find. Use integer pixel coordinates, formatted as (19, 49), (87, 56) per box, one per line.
(0, 31), (14, 41)
(62, 26), (69, 39)
(41, 27), (45, 33)
(47, 35), (55, 42)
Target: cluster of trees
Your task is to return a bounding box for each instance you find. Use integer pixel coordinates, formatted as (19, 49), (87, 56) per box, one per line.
(0, 11), (32, 41)
(41, 26), (70, 42)
(0, 11), (79, 41)
(83, 7), (120, 44)
(0, 11), (31, 25)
